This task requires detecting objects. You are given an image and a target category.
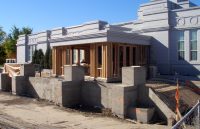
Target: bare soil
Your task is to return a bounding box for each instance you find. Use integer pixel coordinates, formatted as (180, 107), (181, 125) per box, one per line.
(0, 92), (170, 129)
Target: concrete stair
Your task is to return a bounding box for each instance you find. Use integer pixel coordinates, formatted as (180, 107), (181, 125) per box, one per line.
(146, 79), (200, 115)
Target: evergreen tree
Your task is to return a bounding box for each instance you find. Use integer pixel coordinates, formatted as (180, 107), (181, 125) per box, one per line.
(44, 47), (50, 69)
(0, 45), (6, 64)
(49, 49), (52, 69)
(32, 49), (38, 64)
(37, 49), (44, 68)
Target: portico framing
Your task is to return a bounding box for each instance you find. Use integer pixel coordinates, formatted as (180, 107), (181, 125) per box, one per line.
(52, 42), (149, 80)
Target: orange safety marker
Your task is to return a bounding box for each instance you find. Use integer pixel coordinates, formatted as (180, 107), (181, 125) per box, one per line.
(175, 79), (181, 121)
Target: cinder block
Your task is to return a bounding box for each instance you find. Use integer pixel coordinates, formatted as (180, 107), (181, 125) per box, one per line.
(12, 76), (26, 95)
(61, 81), (81, 107)
(64, 65), (84, 81)
(0, 73), (11, 91)
(111, 85), (137, 118)
(20, 64), (35, 77)
(128, 107), (155, 123)
(122, 66), (146, 86)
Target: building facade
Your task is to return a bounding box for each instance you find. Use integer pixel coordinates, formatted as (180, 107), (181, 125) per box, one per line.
(17, 0), (200, 77)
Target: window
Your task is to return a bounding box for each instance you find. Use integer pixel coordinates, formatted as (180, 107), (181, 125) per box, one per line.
(80, 49), (85, 63)
(126, 47), (130, 66)
(66, 48), (70, 65)
(98, 46), (102, 67)
(190, 30), (198, 61)
(119, 46), (124, 68)
(132, 47), (136, 65)
(178, 31), (185, 60)
(72, 49), (78, 64)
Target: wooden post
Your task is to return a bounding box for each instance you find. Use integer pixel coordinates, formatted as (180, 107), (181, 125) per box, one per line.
(52, 47), (55, 74)
(90, 44), (96, 77)
(78, 49), (80, 65)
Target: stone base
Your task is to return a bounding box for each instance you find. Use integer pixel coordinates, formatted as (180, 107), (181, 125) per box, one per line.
(128, 107), (155, 123)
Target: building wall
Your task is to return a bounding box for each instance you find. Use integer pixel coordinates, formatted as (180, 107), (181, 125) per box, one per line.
(16, 0), (200, 76)
(17, 45), (26, 63)
(119, 0), (200, 75)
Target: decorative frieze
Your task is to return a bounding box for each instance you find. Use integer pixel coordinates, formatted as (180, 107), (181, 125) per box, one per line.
(176, 16), (200, 28)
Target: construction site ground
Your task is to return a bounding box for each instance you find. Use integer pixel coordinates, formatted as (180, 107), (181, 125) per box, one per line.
(0, 92), (169, 129)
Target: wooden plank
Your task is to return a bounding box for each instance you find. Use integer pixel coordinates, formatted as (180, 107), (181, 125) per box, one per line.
(106, 43), (112, 78)
(78, 49), (80, 65)
(117, 44), (120, 77)
(90, 44), (96, 77)
(52, 47), (55, 74)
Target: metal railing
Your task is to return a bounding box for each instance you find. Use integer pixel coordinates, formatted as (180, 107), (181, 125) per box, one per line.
(172, 100), (200, 129)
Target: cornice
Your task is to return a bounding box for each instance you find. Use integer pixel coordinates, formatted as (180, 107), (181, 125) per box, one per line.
(49, 32), (107, 43)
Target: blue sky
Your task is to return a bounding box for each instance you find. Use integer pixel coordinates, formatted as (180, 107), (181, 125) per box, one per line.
(1, 0), (200, 33)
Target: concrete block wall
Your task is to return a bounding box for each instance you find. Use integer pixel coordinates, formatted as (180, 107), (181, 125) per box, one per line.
(81, 81), (112, 108)
(0, 73), (11, 92)
(12, 76), (26, 95)
(1, 64), (175, 124)
(20, 64), (35, 77)
(61, 81), (81, 107)
(27, 77), (62, 102)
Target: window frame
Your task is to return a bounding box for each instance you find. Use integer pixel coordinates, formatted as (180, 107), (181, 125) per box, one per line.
(177, 31), (185, 61)
(189, 30), (198, 61)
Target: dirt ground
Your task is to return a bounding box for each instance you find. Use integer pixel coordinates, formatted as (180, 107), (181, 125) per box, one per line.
(0, 92), (170, 129)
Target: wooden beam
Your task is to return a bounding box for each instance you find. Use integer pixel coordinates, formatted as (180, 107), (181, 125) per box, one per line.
(90, 44), (96, 77)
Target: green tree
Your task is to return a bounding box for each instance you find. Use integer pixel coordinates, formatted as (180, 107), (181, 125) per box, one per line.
(44, 47), (52, 69)
(32, 49), (38, 64)
(0, 45), (6, 64)
(49, 48), (52, 69)
(0, 27), (6, 43)
(3, 26), (32, 58)
(36, 49), (44, 68)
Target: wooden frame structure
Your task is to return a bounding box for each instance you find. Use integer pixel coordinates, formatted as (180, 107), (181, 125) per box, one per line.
(52, 42), (149, 80)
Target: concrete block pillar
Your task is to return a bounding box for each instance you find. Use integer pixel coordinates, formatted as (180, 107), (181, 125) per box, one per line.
(64, 65), (84, 81)
(111, 85), (137, 118)
(122, 66), (146, 86)
(0, 73), (11, 91)
(12, 76), (27, 95)
(20, 64), (35, 77)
